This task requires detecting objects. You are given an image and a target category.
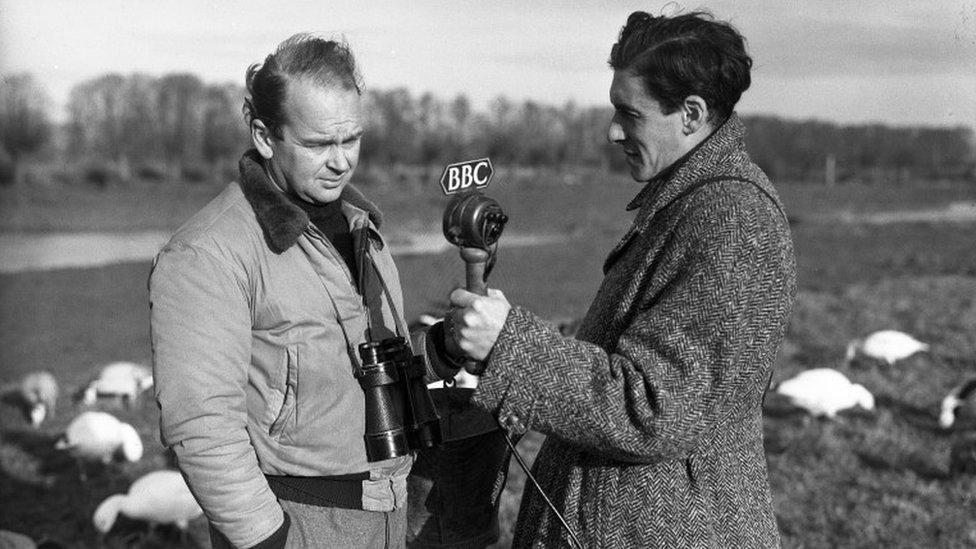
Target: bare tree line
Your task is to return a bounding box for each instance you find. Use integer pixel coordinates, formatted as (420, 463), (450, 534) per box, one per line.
(1, 71), (973, 185)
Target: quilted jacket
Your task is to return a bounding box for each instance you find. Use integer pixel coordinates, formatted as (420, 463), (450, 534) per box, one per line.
(150, 151), (413, 547)
(473, 114), (797, 548)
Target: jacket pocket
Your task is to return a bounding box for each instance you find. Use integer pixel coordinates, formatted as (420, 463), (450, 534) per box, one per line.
(269, 346), (298, 441)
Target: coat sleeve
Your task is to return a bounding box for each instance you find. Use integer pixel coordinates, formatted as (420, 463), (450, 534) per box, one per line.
(150, 242), (286, 548)
(472, 194), (794, 463)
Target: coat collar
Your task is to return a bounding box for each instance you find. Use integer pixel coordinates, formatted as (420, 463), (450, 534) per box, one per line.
(602, 113), (749, 274)
(626, 113), (746, 227)
(237, 149), (383, 254)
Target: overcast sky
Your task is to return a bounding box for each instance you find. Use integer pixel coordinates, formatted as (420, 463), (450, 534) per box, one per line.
(1, 0), (974, 128)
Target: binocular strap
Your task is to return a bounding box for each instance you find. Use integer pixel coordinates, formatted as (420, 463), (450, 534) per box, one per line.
(353, 225), (412, 347)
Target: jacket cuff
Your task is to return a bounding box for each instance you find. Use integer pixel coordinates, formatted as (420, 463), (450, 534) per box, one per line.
(471, 306), (539, 436)
(249, 512), (290, 549)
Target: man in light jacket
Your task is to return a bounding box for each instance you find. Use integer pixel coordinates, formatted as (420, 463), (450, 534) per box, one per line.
(445, 10), (797, 548)
(150, 34), (430, 548)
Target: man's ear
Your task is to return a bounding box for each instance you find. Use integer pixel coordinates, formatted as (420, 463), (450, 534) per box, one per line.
(681, 95), (710, 135)
(251, 120), (275, 159)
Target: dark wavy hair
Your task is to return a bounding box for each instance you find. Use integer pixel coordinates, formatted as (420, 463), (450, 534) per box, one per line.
(243, 33), (363, 137)
(609, 10), (752, 124)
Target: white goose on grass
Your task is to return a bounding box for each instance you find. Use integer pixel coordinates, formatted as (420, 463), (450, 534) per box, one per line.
(940, 377), (976, 428)
(0, 530), (37, 549)
(19, 370), (59, 427)
(845, 330), (929, 367)
(82, 361), (153, 406)
(93, 470), (203, 536)
(55, 411), (143, 464)
(774, 368), (875, 419)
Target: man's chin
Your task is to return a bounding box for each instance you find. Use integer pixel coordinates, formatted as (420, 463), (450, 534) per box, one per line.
(629, 165), (651, 183)
(303, 186), (344, 205)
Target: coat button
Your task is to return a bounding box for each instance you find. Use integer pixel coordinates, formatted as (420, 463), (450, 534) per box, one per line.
(503, 414), (525, 432)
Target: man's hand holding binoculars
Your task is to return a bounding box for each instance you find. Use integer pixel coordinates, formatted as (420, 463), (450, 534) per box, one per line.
(445, 287), (511, 365)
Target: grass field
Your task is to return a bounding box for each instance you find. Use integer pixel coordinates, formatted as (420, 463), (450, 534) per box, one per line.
(1, 170), (976, 548)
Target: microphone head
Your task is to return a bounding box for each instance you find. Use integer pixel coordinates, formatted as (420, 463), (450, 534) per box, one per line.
(442, 192), (508, 249)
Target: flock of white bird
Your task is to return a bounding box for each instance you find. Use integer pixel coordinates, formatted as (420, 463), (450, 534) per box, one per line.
(773, 330), (929, 418)
(3, 327), (974, 545)
(773, 329), (976, 474)
(4, 361), (203, 546)
(772, 329), (969, 421)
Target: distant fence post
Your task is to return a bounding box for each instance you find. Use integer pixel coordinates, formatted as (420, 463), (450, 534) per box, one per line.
(825, 154), (836, 187)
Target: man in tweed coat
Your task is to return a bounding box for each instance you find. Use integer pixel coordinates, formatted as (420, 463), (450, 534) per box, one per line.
(443, 10), (797, 548)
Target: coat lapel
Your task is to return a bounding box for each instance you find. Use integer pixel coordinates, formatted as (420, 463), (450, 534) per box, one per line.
(602, 224), (642, 274)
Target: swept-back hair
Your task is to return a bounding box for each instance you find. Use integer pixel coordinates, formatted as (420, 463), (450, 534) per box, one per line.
(243, 33), (363, 136)
(609, 10), (751, 123)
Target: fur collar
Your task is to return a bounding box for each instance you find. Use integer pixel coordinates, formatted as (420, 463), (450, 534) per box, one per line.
(237, 149), (383, 253)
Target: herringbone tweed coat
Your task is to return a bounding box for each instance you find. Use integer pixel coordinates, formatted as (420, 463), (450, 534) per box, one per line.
(472, 114), (797, 548)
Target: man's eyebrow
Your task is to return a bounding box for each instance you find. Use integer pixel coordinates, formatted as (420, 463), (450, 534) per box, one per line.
(300, 127), (364, 144)
(611, 99), (634, 112)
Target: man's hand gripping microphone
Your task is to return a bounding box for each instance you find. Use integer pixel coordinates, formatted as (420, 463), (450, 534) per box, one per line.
(442, 192), (508, 374)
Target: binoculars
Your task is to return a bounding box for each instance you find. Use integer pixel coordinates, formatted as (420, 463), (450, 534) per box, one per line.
(356, 336), (441, 462)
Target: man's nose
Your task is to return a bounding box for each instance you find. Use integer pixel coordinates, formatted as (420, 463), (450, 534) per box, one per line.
(607, 120), (624, 144)
(325, 146), (350, 173)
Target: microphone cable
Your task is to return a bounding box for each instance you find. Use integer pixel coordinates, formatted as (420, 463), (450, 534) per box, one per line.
(501, 426), (584, 549)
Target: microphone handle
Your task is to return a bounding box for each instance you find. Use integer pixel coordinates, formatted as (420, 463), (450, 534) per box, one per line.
(466, 261), (488, 296)
(459, 247), (490, 296)
(459, 247), (490, 374)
